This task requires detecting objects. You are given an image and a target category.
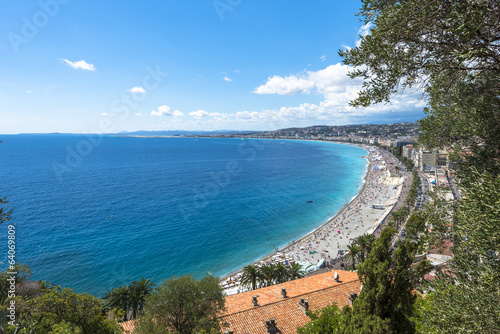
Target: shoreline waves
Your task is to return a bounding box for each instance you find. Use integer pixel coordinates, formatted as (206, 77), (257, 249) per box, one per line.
(220, 141), (403, 293)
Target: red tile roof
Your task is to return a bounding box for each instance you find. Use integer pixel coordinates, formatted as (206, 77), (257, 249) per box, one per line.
(121, 319), (135, 334)
(119, 270), (361, 334)
(221, 270), (361, 334)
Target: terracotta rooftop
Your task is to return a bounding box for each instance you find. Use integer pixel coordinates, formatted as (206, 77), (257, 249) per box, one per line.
(222, 270), (362, 334)
(224, 270), (359, 315)
(120, 270), (361, 334)
(121, 319), (135, 333)
(428, 240), (453, 257)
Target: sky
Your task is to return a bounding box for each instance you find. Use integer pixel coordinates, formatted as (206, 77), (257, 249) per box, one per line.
(0, 1), (426, 134)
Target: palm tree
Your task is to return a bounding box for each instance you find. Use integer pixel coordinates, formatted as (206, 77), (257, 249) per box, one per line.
(391, 210), (403, 227)
(395, 165), (401, 176)
(129, 278), (155, 319)
(241, 264), (260, 290)
(259, 265), (275, 287)
(273, 263), (289, 284)
(104, 285), (130, 320)
(355, 234), (376, 263)
(38, 280), (56, 291)
(346, 244), (360, 270)
(287, 263), (304, 280)
(355, 235), (368, 263)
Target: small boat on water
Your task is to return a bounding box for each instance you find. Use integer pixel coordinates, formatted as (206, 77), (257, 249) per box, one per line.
(307, 200), (313, 203)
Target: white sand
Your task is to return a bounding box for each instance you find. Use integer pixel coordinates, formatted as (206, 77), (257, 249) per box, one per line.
(277, 145), (403, 265)
(221, 145), (405, 292)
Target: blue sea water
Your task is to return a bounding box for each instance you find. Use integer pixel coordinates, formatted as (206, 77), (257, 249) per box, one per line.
(0, 135), (367, 297)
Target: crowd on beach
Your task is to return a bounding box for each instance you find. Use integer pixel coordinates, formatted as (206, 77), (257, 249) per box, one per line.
(221, 146), (405, 295)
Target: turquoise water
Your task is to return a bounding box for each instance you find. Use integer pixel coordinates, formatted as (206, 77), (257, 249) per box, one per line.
(0, 136), (366, 296)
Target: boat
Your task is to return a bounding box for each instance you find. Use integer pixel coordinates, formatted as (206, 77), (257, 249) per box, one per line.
(307, 200), (313, 203)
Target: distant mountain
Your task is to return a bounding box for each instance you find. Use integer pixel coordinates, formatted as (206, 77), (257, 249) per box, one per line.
(115, 130), (257, 137)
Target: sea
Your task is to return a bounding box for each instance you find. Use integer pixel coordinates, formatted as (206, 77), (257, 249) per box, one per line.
(0, 135), (367, 297)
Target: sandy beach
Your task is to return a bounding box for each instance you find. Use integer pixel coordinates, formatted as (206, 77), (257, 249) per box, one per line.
(220, 143), (405, 293)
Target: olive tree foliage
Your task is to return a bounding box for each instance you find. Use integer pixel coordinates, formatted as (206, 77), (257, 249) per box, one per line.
(14, 287), (123, 334)
(342, 226), (432, 334)
(0, 197), (12, 226)
(0, 141), (13, 226)
(340, 0), (500, 174)
(298, 224), (432, 334)
(133, 274), (225, 334)
(413, 169), (500, 333)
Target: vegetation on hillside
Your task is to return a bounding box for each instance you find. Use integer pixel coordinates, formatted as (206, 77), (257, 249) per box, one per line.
(298, 0), (500, 332)
(133, 274), (225, 334)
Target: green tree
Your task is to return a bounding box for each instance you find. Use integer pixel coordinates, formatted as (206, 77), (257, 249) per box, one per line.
(0, 141), (13, 227)
(240, 264), (260, 290)
(346, 244), (360, 270)
(273, 263), (289, 284)
(103, 285), (130, 320)
(133, 274), (225, 334)
(0, 197), (12, 226)
(15, 287), (122, 334)
(344, 226), (432, 333)
(287, 263), (305, 280)
(129, 278), (155, 319)
(340, 0), (500, 175)
(354, 234), (375, 263)
(0, 264), (33, 305)
(258, 265), (275, 287)
(297, 303), (346, 334)
(413, 168), (500, 333)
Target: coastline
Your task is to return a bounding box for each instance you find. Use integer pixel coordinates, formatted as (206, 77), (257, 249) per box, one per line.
(220, 141), (401, 287)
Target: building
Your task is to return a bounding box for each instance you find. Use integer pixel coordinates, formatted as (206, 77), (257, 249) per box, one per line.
(415, 148), (449, 171)
(435, 150), (448, 168)
(420, 149), (436, 171)
(120, 271), (362, 334)
(402, 144), (414, 159)
(221, 270), (361, 334)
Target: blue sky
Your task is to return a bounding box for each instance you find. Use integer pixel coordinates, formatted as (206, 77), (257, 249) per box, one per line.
(0, 1), (425, 134)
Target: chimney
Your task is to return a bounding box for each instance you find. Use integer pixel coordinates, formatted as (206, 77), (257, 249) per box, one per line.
(334, 271), (340, 282)
(265, 318), (277, 333)
(281, 287), (287, 298)
(223, 330), (234, 334)
(252, 295), (259, 306)
(298, 298), (309, 314)
(349, 293), (358, 305)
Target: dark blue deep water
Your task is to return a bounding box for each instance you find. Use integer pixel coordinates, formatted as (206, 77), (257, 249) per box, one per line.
(0, 135), (366, 296)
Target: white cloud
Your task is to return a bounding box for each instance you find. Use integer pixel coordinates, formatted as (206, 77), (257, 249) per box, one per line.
(245, 62), (426, 128)
(356, 22), (373, 47)
(26, 90), (32, 94)
(189, 110), (209, 119)
(135, 113), (143, 116)
(253, 64), (358, 98)
(320, 55), (326, 62)
(172, 110), (184, 117)
(224, 76), (232, 82)
(61, 59), (96, 71)
(253, 75), (315, 95)
(129, 86), (146, 93)
(150, 105), (184, 117)
(101, 113), (109, 116)
(358, 22), (372, 38)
